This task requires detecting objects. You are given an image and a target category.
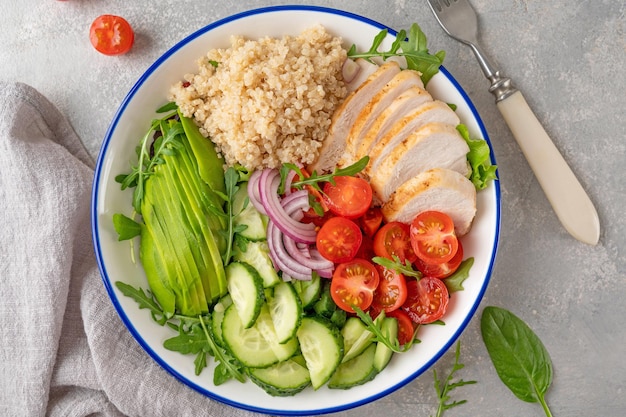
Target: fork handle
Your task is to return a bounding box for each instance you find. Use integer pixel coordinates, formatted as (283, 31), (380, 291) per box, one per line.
(496, 90), (600, 245)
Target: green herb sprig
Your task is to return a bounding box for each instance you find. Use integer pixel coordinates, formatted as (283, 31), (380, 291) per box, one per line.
(348, 23), (445, 85)
(352, 307), (420, 353)
(431, 341), (477, 417)
(115, 102), (182, 214)
(115, 281), (245, 384)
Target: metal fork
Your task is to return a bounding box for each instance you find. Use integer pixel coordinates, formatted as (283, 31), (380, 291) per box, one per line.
(427, 0), (600, 245)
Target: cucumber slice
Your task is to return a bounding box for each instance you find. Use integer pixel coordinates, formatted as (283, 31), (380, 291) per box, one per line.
(233, 241), (281, 288)
(211, 295), (232, 348)
(226, 262), (264, 329)
(328, 344), (378, 389)
(221, 304), (279, 368)
(255, 305), (299, 362)
(233, 182), (268, 241)
(296, 316), (343, 390)
(248, 358), (311, 397)
(374, 317), (398, 372)
(268, 281), (302, 343)
(291, 273), (322, 309)
(341, 317), (374, 363)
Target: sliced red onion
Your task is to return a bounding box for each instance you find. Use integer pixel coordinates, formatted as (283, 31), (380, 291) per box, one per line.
(282, 232), (333, 272)
(282, 169), (298, 196)
(247, 169), (266, 215)
(258, 168), (316, 244)
(267, 221), (313, 280)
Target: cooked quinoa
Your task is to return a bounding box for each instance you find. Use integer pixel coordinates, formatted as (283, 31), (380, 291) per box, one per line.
(169, 25), (348, 169)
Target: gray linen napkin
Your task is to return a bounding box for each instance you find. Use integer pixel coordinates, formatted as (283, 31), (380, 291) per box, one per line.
(0, 82), (265, 417)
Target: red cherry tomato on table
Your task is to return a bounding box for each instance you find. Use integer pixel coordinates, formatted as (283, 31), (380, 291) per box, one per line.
(323, 176), (372, 219)
(414, 239), (464, 279)
(371, 265), (408, 313)
(386, 309), (416, 346)
(373, 221), (417, 264)
(410, 211), (459, 265)
(316, 216), (362, 263)
(89, 15), (134, 56)
(330, 259), (380, 313)
(402, 277), (449, 324)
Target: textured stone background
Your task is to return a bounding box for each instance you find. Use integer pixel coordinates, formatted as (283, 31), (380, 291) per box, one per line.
(3, 0), (625, 416)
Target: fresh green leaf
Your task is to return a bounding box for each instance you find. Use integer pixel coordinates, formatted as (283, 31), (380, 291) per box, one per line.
(352, 307), (420, 353)
(287, 156), (369, 191)
(443, 257), (473, 293)
(114, 281), (171, 324)
(348, 23), (445, 85)
(221, 167), (243, 265)
(163, 325), (208, 355)
(457, 124), (498, 190)
(372, 255), (422, 278)
(112, 213), (142, 241)
(481, 306), (554, 417)
(431, 341), (477, 417)
(156, 101), (179, 113)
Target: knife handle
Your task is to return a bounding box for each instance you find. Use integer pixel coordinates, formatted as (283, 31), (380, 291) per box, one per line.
(496, 90), (600, 245)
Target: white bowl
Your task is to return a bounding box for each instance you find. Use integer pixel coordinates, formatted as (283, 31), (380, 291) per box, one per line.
(92, 5), (500, 416)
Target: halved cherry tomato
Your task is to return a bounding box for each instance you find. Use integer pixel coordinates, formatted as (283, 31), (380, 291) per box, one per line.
(402, 277), (449, 324)
(386, 309), (416, 346)
(89, 15), (134, 56)
(359, 207), (383, 237)
(330, 259), (380, 312)
(323, 176), (372, 219)
(371, 265), (408, 313)
(410, 211), (459, 265)
(414, 239), (464, 279)
(373, 221), (417, 263)
(316, 217), (362, 263)
(355, 234), (375, 260)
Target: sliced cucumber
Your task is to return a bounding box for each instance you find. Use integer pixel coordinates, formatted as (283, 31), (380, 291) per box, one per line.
(255, 305), (299, 362)
(233, 182), (268, 241)
(328, 343), (378, 389)
(233, 241), (281, 288)
(248, 358), (311, 397)
(374, 317), (398, 372)
(313, 280), (337, 318)
(341, 317), (374, 363)
(226, 261), (264, 328)
(211, 295), (232, 348)
(268, 281), (302, 343)
(296, 316), (343, 390)
(221, 304), (279, 368)
(291, 273), (322, 309)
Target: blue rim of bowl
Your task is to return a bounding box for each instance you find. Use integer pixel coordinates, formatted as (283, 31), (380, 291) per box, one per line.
(91, 4), (501, 416)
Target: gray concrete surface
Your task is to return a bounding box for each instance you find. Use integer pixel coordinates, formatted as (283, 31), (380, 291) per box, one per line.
(3, 0), (625, 416)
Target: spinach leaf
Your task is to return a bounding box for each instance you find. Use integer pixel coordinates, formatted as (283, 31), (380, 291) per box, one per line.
(481, 306), (554, 417)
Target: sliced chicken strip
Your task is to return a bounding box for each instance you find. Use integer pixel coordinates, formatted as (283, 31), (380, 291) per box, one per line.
(381, 168), (477, 236)
(353, 85), (432, 165)
(370, 122), (470, 202)
(340, 70), (426, 168)
(365, 100), (460, 176)
(308, 61), (401, 173)
(345, 58), (381, 92)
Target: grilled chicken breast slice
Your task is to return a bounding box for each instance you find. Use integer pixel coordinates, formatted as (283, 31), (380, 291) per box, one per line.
(381, 168), (476, 236)
(308, 61), (401, 173)
(370, 122), (470, 202)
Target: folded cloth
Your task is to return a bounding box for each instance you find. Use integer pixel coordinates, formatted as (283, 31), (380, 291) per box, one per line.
(0, 82), (266, 417)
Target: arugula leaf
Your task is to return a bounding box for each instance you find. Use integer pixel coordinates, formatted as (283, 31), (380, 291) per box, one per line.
(163, 324), (209, 355)
(457, 124), (498, 190)
(112, 213), (142, 241)
(443, 257), (473, 293)
(372, 255), (422, 278)
(285, 156), (369, 192)
(431, 341), (477, 417)
(219, 167), (245, 265)
(348, 23), (445, 85)
(352, 307), (420, 353)
(481, 306), (554, 417)
(115, 108), (183, 213)
(115, 281), (172, 324)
